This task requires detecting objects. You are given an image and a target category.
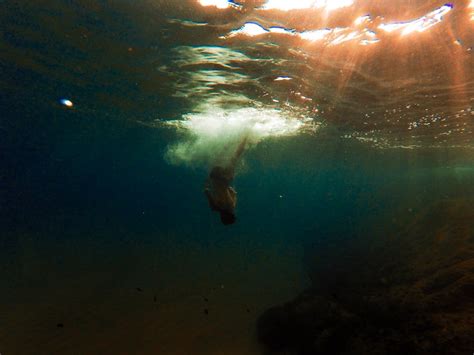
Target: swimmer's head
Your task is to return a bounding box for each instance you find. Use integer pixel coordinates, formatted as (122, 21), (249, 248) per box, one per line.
(220, 210), (236, 225)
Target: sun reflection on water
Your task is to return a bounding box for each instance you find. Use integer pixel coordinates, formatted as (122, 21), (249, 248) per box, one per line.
(262, 0), (354, 11)
(378, 4), (453, 36)
(215, 3), (457, 47)
(197, 0), (231, 9)
(187, 0), (473, 149)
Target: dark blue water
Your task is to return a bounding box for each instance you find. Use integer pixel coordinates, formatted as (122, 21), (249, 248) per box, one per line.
(1, 1), (474, 354)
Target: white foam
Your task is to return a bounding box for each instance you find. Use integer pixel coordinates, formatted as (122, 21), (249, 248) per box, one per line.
(164, 104), (315, 166)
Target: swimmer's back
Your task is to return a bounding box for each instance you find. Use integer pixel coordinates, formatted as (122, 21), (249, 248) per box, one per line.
(210, 166), (234, 185)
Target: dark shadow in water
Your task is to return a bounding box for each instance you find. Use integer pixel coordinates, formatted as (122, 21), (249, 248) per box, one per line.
(257, 198), (474, 354)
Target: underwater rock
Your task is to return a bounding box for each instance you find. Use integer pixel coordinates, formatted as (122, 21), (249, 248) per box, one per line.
(258, 291), (358, 354)
(258, 199), (474, 354)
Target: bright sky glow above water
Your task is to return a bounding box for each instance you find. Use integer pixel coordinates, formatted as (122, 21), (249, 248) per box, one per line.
(262, 0), (354, 11)
(197, 0), (231, 9)
(198, 0), (355, 11)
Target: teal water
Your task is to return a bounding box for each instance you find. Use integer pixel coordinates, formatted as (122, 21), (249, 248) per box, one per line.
(1, 1), (474, 354)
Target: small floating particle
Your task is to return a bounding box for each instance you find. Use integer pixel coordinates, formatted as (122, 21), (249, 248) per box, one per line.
(246, 308), (250, 313)
(136, 287), (143, 292)
(204, 309), (209, 315)
(204, 297), (209, 302)
(153, 295), (157, 302)
(128, 47), (133, 52)
(59, 99), (73, 107)
(57, 323), (64, 328)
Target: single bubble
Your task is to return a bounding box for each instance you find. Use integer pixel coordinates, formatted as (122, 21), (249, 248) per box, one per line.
(59, 99), (73, 107)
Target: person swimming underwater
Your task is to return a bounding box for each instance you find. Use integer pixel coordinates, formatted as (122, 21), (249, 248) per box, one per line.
(204, 137), (248, 225)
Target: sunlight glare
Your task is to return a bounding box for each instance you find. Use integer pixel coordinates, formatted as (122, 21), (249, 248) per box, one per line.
(262, 0), (353, 11)
(378, 4), (453, 36)
(198, 0), (230, 9)
(354, 15), (372, 26)
(228, 22), (269, 37)
(299, 28), (333, 41)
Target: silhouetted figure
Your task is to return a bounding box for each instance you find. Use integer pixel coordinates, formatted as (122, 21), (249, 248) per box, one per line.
(205, 137), (248, 225)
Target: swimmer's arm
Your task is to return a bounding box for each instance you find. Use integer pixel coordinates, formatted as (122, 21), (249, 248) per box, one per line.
(228, 187), (237, 208)
(230, 136), (248, 168)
